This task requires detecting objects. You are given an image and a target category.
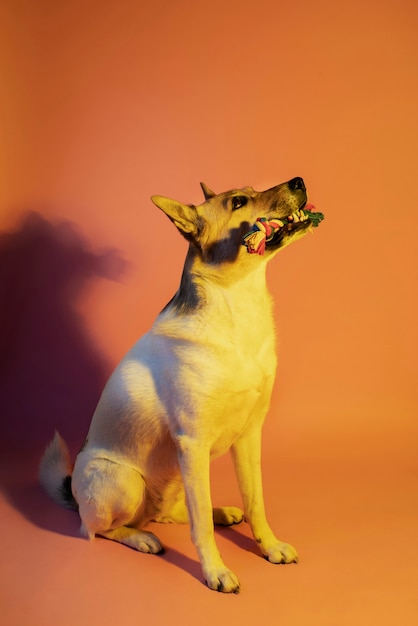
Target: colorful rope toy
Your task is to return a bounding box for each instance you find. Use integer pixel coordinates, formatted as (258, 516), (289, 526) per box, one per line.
(242, 217), (283, 256)
(242, 204), (324, 255)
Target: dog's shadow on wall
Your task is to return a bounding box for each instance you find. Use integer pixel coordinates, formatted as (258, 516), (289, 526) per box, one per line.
(0, 211), (128, 453)
(0, 211), (129, 534)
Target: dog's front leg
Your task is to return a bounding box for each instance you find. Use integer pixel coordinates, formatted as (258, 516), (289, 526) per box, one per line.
(231, 428), (298, 565)
(176, 435), (240, 593)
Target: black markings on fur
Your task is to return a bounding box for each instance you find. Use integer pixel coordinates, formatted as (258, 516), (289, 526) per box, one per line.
(160, 266), (203, 315)
(205, 224), (250, 264)
(59, 475), (79, 511)
(160, 222), (250, 315)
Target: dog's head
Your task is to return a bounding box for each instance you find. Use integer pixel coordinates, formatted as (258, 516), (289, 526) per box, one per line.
(152, 177), (319, 265)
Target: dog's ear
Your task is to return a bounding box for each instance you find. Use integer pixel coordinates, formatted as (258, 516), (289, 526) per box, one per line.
(200, 182), (216, 200)
(151, 195), (199, 236)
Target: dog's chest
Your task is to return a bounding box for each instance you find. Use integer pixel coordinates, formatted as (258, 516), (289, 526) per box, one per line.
(163, 301), (276, 424)
(217, 326), (276, 405)
(144, 280), (278, 446)
(210, 290), (276, 380)
(204, 334), (276, 455)
(217, 322), (276, 387)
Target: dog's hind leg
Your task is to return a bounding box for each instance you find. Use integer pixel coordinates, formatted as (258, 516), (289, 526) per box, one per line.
(73, 456), (164, 554)
(157, 502), (243, 526)
(97, 527), (164, 553)
(213, 506), (244, 526)
(155, 480), (243, 526)
(158, 504), (243, 526)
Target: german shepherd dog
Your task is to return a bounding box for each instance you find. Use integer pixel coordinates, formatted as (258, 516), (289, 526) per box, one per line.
(40, 176), (322, 593)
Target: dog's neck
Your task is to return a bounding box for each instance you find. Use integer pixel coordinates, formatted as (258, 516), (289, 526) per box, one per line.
(160, 245), (272, 319)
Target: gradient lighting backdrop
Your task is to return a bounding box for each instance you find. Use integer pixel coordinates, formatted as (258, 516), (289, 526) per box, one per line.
(0, 0), (417, 624)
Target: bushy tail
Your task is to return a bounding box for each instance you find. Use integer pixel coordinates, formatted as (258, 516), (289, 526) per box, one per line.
(39, 432), (78, 511)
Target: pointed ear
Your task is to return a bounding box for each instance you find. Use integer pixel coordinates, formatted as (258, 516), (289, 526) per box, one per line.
(200, 182), (216, 200)
(151, 195), (199, 236)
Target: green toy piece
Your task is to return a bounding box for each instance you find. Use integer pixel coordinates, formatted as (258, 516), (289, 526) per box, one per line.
(304, 207), (324, 227)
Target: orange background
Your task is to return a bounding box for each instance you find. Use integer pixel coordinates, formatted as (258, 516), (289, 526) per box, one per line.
(1, 0), (417, 624)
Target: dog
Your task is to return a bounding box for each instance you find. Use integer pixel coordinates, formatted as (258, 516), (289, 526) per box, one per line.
(40, 176), (322, 593)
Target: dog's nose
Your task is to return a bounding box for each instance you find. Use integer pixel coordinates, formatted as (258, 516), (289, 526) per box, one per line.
(288, 177), (305, 192)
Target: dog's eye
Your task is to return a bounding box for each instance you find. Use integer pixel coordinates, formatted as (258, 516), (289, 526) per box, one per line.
(231, 196), (248, 210)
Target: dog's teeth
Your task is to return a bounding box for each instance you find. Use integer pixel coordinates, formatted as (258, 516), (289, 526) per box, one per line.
(292, 212), (300, 222)
(277, 220), (284, 227)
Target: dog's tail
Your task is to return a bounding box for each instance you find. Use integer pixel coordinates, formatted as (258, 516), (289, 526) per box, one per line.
(39, 432), (79, 511)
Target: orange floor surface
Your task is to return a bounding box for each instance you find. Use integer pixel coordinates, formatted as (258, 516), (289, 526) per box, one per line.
(1, 435), (417, 625)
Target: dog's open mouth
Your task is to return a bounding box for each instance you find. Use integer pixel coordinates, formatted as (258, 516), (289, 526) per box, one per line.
(269, 203), (324, 242)
(242, 204), (324, 255)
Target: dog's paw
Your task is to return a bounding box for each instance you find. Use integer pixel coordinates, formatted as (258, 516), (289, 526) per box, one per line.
(134, 531), (165, 554)
(205, 567), (241, 593)
(101, 528), (165, 554)
(264, 541), (298, 564)
(213, 506), (244, 526)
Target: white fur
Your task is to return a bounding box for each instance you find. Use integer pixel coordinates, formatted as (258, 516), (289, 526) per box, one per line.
(39, 432), (76, 509)
(40, 177), (314, 593)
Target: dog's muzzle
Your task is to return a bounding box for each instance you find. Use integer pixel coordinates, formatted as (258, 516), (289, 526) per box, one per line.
(242, 204), (324, 255)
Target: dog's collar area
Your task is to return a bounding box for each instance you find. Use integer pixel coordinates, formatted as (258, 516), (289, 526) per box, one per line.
(242, 205), (324, 255)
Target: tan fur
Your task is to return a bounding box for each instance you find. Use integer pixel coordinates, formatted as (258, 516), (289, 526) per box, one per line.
(40, 177), (315, 593)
